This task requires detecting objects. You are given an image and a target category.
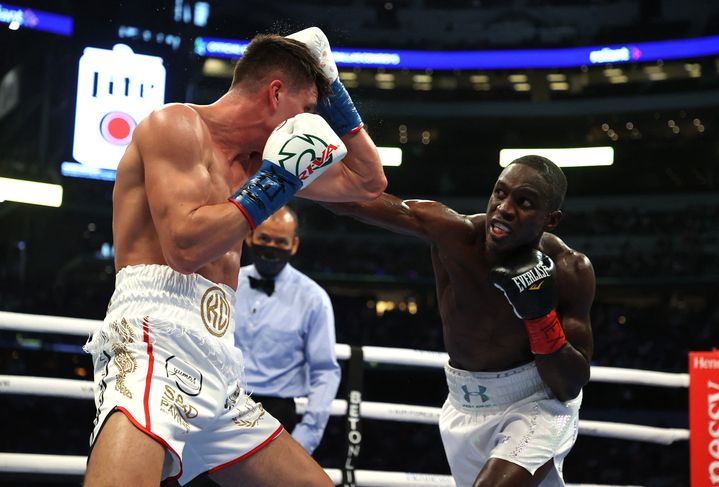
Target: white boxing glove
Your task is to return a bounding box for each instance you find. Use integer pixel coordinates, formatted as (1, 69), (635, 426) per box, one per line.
(287, 27), (338, 82)
(229, 113), (346, 228)
(265, 112), (347, 186)
(287, 27), (363, 136)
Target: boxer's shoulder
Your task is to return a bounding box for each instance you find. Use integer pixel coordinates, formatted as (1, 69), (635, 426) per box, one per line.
(135, 103), (207, 152)
(144, 103), (200, 123)
(468, 212), (486, 226)
(407, 199), (474, 224)
(467, 213), (487, 237)
(540, 233), (593, 281)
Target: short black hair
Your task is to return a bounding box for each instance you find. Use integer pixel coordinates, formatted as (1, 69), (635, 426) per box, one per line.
(509, 155), (567, 211)
(231, 34), (331, 100)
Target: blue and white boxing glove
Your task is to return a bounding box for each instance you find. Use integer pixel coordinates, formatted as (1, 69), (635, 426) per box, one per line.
(287, 27), (364, 137)
(228, 113), (347, 229)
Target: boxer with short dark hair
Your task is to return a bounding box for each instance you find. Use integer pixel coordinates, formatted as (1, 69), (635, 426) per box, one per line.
(325, 155), (594, 487)
(83, 29), (386, 487)
(230, 34), (332, 100)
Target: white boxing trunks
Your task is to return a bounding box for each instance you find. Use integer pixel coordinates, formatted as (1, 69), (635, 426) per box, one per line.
(84, 264), (282, 484)
(439, 362), (581, 487)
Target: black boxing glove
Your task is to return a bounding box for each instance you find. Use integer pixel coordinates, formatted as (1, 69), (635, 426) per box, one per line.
(490, 249), (566, 354)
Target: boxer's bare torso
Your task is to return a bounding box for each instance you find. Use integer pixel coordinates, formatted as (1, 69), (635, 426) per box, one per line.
(326, 164), (593, 377)
(325, 159), (595, 487)
(112, 103), (259, 290)
(430, 213), (587, 372)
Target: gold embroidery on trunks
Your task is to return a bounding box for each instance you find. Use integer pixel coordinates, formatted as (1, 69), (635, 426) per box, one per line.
(160, 384), (198, 433)
(111, 318), (137, 399)
(200, 286), (230, 337)
(232, 399), (266, 428)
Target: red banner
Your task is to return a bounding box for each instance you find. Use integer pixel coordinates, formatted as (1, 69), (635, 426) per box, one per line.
(690, 351), (719, 486)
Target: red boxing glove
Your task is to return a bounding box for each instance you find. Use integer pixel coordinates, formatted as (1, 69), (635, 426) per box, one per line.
(523, 309), (566, 355)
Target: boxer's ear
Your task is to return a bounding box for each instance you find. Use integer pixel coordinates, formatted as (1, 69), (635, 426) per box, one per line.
(544, 210), (562, 231)
(267, 79), (282, 108)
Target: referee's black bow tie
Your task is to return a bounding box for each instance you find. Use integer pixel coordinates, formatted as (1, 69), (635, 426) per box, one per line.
(248, 276), (275, 296)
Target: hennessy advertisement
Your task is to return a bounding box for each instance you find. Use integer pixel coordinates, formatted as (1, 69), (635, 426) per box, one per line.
(689, 351), (719, 486)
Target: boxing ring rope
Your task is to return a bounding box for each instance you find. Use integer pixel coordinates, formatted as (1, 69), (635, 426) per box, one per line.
(0, 311), (689, 485)
(0, 374), (690, 445)
(0, 311), (691, 389)
(0, 453), (644, 487)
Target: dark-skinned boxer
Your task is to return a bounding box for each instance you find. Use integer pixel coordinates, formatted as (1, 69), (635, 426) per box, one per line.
(324, 155), (594, 487)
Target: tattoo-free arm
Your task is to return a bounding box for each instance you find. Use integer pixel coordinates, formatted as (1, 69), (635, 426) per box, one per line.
(140, 105), (251, 273)
(535, 252), (595, 401)
(297, 129), (387, 202)
(322, 193), (475, 247)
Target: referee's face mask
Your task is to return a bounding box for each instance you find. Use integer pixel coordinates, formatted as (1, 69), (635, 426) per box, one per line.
(245, 207), (300, 279)
(250, 244), (293, 278)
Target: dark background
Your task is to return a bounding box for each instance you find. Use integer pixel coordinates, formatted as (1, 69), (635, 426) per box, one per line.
(2, 1), (718, 486)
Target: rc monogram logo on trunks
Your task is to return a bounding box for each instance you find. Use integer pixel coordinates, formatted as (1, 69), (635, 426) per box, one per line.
(462, 384), (490, 403)
(200, 286), (230, 337)
(160, 384), (198, 433)
(111, 318), (137, 399)
(165, 355), (203, 396)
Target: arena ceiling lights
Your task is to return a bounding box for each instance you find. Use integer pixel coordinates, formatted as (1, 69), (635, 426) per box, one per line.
(377, 147), (402, 167)
(0, 177), (63, 207)
(499, 147), (614, 168)
(0, 3), (73, 36)
(194, 35), (719, 70)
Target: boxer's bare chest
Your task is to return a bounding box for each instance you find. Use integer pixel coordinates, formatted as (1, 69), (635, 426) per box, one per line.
(431, 242), (534, 372)
(193, 149), (256, 288)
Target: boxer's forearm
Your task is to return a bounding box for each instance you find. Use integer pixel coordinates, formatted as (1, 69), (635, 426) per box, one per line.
(298, 158), (385, 203)
(321, 193), (434, 240)
(298, 131), (386, 202)
(159, 201), (253, 274)
(341, 129), (387, 196)
(323, 194), (474, 249)
(534, 345), (590, 401)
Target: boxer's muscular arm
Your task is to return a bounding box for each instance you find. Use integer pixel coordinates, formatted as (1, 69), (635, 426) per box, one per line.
(288, 27), (386, 202)
(140, 105), (252, 273)
(298, 130), (387, 202)
(323, 193), (474, 247)
(535, 251), (595, 401)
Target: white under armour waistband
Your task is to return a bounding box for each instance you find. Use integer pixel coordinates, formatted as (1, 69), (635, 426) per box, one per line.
(444, 361), (554, 413)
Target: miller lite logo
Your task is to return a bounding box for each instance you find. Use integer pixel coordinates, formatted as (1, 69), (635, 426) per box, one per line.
(72, 44), (166, 170)
(200, 286), (230, 337)
(277, 134), (339, 182)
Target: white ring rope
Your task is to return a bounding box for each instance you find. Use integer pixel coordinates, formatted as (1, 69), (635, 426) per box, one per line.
(0, 453), (642, 487)
(0, 374), (690, 445)
(0, 312), (691, 388)
(0, 311), (98, 336)
(0, 311), (688, 486)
